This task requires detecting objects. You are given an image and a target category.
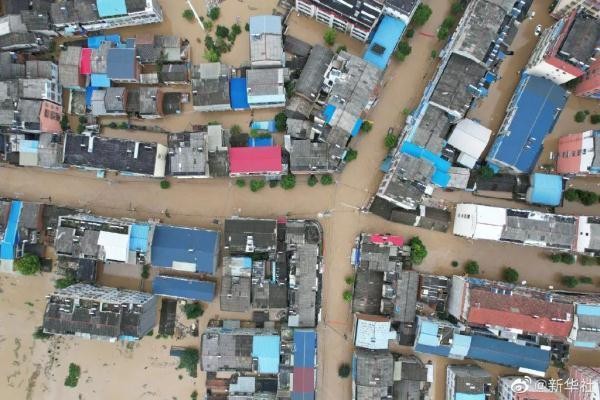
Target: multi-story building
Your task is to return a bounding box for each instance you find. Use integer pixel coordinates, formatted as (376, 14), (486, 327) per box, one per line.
(446, 365), (492, 400)
(552, 0), (600, 19)
(353, 349), (395, 400)
(556, 130), (600, 175)
(575, 58), (600, 99)
(526, 11), (600, 85)
(42, 283), (157, 342)
(498, 376), (566, 400)
(567, 366), (600, 400)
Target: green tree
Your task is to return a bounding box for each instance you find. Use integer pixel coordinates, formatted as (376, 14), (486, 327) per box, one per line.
(231, 23), (242, 36)
(361, 120), (373, 132)
(437, 25), (450, 41)
(15, 254), (40, 275)
(336, 44), (347, 54)
(344, 148), (358, 162)
(78, 115), (86, 124)
(204, 49), (220, 62)
(76, 124), (85, 134)
(442, 16), (456, 28)
(575, 111), (587, 123)
(431, 50), (437, 59)
(141, 264), (150, 279)
(479, 165), (495, 179)
(345, 275), (355, 285)
(579, 190), (599, 206)
(160, 180), (170, 189)
(275, 112), (287, 131)
(503, 267), (519, 283)
(451, 2), (465, 15)
(182, 9), (194, 21)
(550, 253), (562, 263)
(320, 174), (334, 185)
(235, 179), (246, 188)
(60, 114), (69, 131)
(562, 275), (579, 288)
(280, 174), (296, 190)
(204, 20), (213, 31)
(215, 25), (229, 38)
(178, 348), (199, 377)
(412, 4), (433, 26)
(405, 28), (415, 38)
(561, 253), (576, 265)
(308, 175), (318, 187)
(580, 255), (596, 266)
(464, 260), (479, 275)
(409, 237), (428, 265)
(207, 7), (220, 21)
(183, 302), (203, 319)
(591, 114), (600, 124)
(245, 22), (250, 31)
(64, 363), (81, 387)
(395, 40), (412, 61)
(338, 363), (351, 378)
(451, 260), (459, 268)
(564, 188), (579, 202)
(323, 28), (337, 46)
(230, 124), (242, 135)
(384, 133), (398, 150)
(191, 390), (198, 400)
(118, 121), (128, 129)
(250, 179), (266, 192)
(342, 289), (353, 302)
(579, 276), (593, 284)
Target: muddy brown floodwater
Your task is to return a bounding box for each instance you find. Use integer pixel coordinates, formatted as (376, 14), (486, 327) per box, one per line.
(1, 0), (600, 399)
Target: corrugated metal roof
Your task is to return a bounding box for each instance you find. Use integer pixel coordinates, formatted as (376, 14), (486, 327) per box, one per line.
(228, 146), (282, 174)
(129, 223), (149, 252)
(152, 276), (215, 301)
(252, 335), (280, 374)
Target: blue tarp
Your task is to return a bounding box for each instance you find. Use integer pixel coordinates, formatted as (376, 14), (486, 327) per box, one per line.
(528, 173), (563, 206)
(380, 156), (392, 173)
(487, 73), (568, 173)
(0, 201), (22, 260)
(230, 78), (249, 109)
(323, 104), (336, 123)
(363, 16), (407, 70)
(251, 120), (277, 132)
(248, 137), (273, 147)
(151, 225), (219, 274)
(85, 86), (96, 107)
(152, 276), (216, 302)
(294, 329), (316, 369)
(467, 335), (550, 373)
(106, 48), (136, 80)
(252, 335), (281, 374)
(87, 34), (121, 49)
(129, 224), (150, 252)
(401, 142), (451, 187)
(91, 74), (110, 88)
(350, 118), (362, 137)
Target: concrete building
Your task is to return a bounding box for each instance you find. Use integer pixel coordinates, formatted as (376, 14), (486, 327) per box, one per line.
(353, 314), (396, 350)
(393, 356), (432, 400)
(167, 131), (210, 178)
(446, 365), (492, 400)
(191, 63), (231, 112)
(575, 58), (600, 99)
(556, 130), (600, 175)
(220, 257), (252, 312)
(569, 304), (600, 349)
(42, 283), (157, 342)
(498, 376), (566, 400)
(246, 68), (286, 109)
(567, 366), (600, 400)
(447, 119), (492, 169)
(228, 146), (282, 178)
(353, 349), (394, 400)
(249, 15), (284, 68)
(552, 0), (600, 19)
(526, 11), (600, 85)
(152, 276), (215, 302)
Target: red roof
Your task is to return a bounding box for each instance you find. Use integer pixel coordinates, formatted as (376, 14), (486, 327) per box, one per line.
(229, 146), (282, 175)
(467, 288), (574, 338)
(556, 132), (584, 174)
(293, 367), (315, 392)
(80, 48), (92, 75)
(369, 234), (403, 246)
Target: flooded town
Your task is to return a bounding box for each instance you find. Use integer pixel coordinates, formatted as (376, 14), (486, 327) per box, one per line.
(0, 0), (600, 399)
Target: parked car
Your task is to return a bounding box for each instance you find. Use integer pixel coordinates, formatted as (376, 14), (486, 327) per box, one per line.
(535, 24), (543, 36)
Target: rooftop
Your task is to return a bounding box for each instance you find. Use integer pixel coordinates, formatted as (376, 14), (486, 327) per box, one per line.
(107, 47), (137, 80)
(289, 243), (320, 328)
(191, 63), (231, 111)
(363, 15), (406, 70)
(354, 314), (394, 350)
(167, 132), (208, 177)
(249, 15), (283, 67)
(228, 146), (282, 175)
(558, 13), (600, 66)
(354, 349), (394, 391)
(295, 45), (333, 101)
(411, 105), (452, 154)
(289, 140), (335, 173)
(224, 218), (277, 253)
(315, 0), (382, 30)
(152, 276), (215, 302)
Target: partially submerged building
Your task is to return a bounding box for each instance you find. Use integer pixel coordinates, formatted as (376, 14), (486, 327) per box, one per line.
(249, 15), (284, 69)
(42, 283), (157, 342)
(152, 276), (216, 302)
(228, 146), (282, 178)
(353, 349), (394, 400)
(191, 63), (231, 112)
(556, 130), (600, 175)
(446, 364), (492, 400)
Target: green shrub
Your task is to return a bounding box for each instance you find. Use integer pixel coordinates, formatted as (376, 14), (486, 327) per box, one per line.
(405, 28), (414, 38)
(579, 276), (593, 284)
(451, 260), (459, 267)
(431, 50), (437, 59)
(503, 267), (519, 283)
(561, 253), (576, 265)
(397, 41), (411, 56)
(215, 25), (229, 38)
(250, 179), (266, 192)
(230, 124), (242, 135)
(562, 275), (579, 288)
(55, 276), (76, 289)
(308, 175), (318, 187)
(182, 9), (194, 21)
(361, 120), (373, 132)
(464, 260), (479, 275)
(338, 363), (351, 378)
(204, 49), (220, 62)
(118, 121), (128, 129)
(160, 180), (170, 189)
(236, 179), (246, 188)
(479, 165), (495, 179)
(33, 326), (52, 340)
(384, 133), (398, 150)
(342, 290), (353, 302)
(575, 111), (587, 123)
(564, 188), (579, 202)
(191, 390), (198, 400)
(336, 45), (347, 54)
(207, 7), (220, 20)
(451, 2), (465, 14)
(141, 264), (150, 279)
(344, 148), (358, 162)
(320, 174), (334, 185)
(345, 275), (355, 285)
(412, 4), (432, 26)
(280, 174), (296, 190)
(580, 255), (596, 266)
(178, 348), (199, 377)
(275, 112), (287, 131)
(409, 237), (427, 265)
(437, 25), (450, 41)
(579, 190), (599, 206)
(550, 253), (562, 263)
(204, 20), (213, 31)
(78, 115), (87, 124)
(183, 302), (203, 319)
(324, 28), (337, 46)
(76, 124), (85, 134)
(64, 363), (81, 387)
(245, 22), (249, 31)
(15, 254), (41, 275)
(591, 114), (600, 124)
(231, 23), (242, 36)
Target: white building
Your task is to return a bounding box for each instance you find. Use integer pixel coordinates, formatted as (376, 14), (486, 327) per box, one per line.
(447, 119), (492, 168)
(353, 314), (396, 350)
(498, 376), (566, 400)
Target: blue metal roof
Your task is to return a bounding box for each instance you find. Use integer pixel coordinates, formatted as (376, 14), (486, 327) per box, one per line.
(87, 34), (121, 49)
(487, 74), (568, 173)
(528, 173), (563, 206)
(152, 276), (215, 302)
(401, 142), (451, 187)
(249, 15), (282, 36)
(414, 343), (451, 357)
(252, 335), (281, 374)
(294, 329), (316, 369)
(150, 225), (219, 274)
(96, 0), (127, 17)
(467, 335), (550, 373)
(323, 104), (336, 123)
(0, 201), (22, 260)
(230, 78), (249, 110)
(248, 137), (274, 147)
(577, 304), (600, 316)
(350, 118), (363, 137)
(456, 394), (486, 400)
(85, 86), (96, 106)
(129, 223), (149, 252)
(107, 48), (136, 80)
(292, 393), (315, 400)
(363, 16), (407, 70)
(91, 74), (110, 88)
(449, 334), (471, 358)
(251, 120), (277, 132)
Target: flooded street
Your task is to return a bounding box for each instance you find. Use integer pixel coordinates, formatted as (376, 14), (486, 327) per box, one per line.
(1, 0), (600, 399)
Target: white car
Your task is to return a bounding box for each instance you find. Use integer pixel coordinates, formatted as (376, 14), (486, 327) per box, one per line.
(535, 24), (543, 36)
